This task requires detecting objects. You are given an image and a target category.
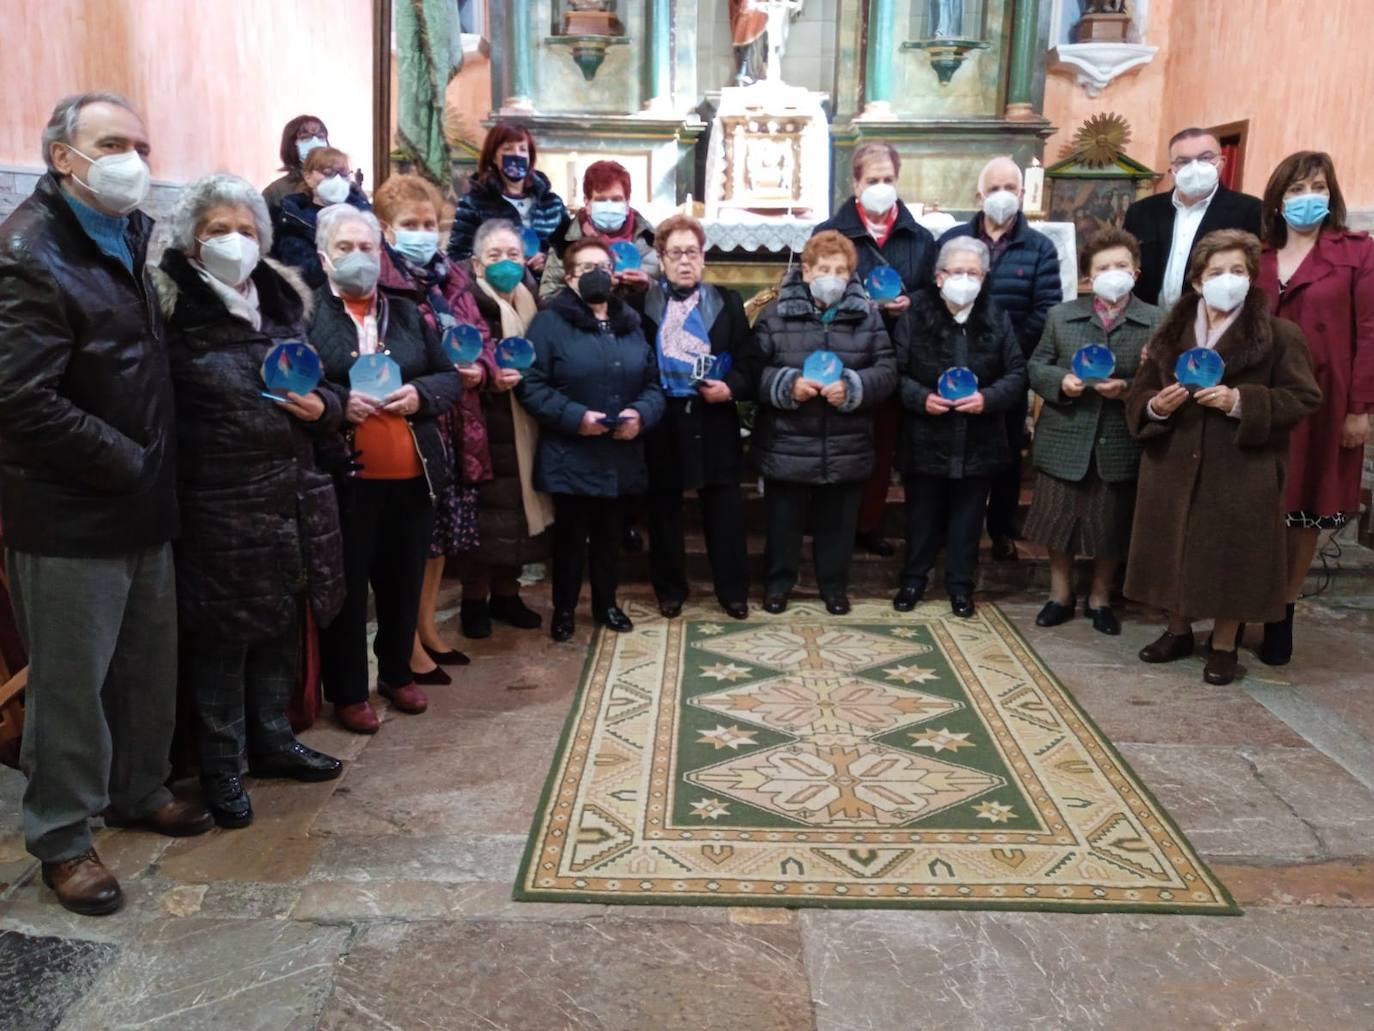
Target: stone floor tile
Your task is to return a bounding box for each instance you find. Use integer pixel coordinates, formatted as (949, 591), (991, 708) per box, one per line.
(1211, 860), (1374, 908)
(800, 907), (1374, 1031)
(307, 832), (529, 884)
(292, 879), (605, 923)
(1243, 745), (1374, 858)
(0, 928), (118, 1031)
(59, 917), (349, 1031)
(318, 919), (814, 1031)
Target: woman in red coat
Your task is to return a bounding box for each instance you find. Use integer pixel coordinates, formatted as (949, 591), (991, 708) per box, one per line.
(1257, 151), (1374, 665)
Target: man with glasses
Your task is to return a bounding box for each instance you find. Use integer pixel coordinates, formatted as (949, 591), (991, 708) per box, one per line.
(1124, 128), (1262, 307)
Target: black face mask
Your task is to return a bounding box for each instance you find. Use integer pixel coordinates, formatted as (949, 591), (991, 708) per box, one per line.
(577, 269), (613, 305)
(501, 154), (529, 181)
(668, 281), (698, 301)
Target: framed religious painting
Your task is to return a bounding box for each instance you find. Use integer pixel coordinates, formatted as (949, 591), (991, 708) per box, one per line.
(1044, 114), (1159, 241)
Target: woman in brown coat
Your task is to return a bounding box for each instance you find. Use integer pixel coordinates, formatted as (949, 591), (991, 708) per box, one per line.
(1125, 229), (1321, 686)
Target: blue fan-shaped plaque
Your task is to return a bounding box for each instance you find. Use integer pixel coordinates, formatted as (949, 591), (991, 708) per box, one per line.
(1072, 344), (1117, 382)
(803, 350), (843, 386)
(709, 351), (733, 381)
(349, 353), (402, 401)
(442, 323), (484, 366)
(938, 366), (979, 401)
(261, 341), (322, 397)
(864, 266), (903, 302)
(609, 241), (642, 273)
(495, 336), (536, 371)
(1175, 347), (1225, 390)
(520, 227), (541, 259)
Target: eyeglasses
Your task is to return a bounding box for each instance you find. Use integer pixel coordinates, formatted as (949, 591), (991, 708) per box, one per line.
(1170, 152), (1219, 170)
(318, 168), (351, 179)
(573, 262), (613, 275)
(666, 248), (702, 262)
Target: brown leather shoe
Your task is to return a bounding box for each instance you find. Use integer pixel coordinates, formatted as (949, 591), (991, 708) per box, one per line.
(1138, 629), (1195, 664)
(41, 849), (123, 916)
(336, 701), (380, 734)
(105, 798), (214, 837)
(1203, 647), (1239, 686)
(379, 681), (428, 714)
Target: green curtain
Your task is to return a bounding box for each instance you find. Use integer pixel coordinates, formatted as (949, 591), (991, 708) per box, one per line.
(395, 0), (463, 186)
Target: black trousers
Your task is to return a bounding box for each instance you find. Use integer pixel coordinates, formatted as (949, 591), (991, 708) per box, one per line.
(552, 493), (623, 613)
(321, 477), (433, 706)
(764, 480), (862, 598)
(647, 485), (749, 607)
(986, 394), (1028, 541)
(903, 474), (991, 595)
(190, 619), (299, 776)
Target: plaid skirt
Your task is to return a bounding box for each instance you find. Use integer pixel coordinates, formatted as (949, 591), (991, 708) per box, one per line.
(1023, 459), (1135, 558)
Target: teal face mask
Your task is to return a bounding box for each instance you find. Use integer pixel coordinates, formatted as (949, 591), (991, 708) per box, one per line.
(393, 229), (439, 266)
(1282, 193), (1330, 230)
(484, 259), (525, 293)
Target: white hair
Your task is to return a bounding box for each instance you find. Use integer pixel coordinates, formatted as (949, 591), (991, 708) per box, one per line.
(41, 91), (142, 170)
(315, 204), (382, 251)
(936, 237), (991, 274)
(977, 155), (1023, 194)
(168, 173), (272, 253)
(472, 218), (522, 257)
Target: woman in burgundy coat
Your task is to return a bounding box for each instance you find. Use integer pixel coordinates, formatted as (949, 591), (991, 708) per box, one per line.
(1257, 151), (1374, 665)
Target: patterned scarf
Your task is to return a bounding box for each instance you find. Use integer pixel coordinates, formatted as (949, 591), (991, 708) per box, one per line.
(656, 287), (713, 397)
(1093, 295), (1128, 332)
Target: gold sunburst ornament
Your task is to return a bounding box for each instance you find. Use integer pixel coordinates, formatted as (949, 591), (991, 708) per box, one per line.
(1063, 113), (1133, 168)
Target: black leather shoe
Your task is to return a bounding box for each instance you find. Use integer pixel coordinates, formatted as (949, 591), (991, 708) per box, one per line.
(412, 665), (452, 686)
(892, 586), (924, 612)
(1204, 647), (1239, 685)
(1035, 599), (1076, 627)
(991, 537), (1018, 561)
(489, 594), (542, 630)
(551, 609), (575, 642)
(824, 595), (851, 616)
(1139, 629), (1194, 663)
(855, 531), (895, 557)
(723, 601), (749, 620)
(201, 772), (254, 828)
(249, 741), (344, 782)
(950, 594), (976, 618)
(596, 607), (634, 633)
(763, 593), (789, 614)
(423, 642), (471, 666)
(460, 599), (492, 639)
(1085, 602), (1121, 636)
(659, 599), (684, 619)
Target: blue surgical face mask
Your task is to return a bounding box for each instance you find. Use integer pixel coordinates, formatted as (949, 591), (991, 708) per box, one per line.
(589, 200), (629, 232)
(297, 136), (327, 162)
(1282, 192), (1330, 230)
(392, 229), (439, 266)
(484, 259), (525, 293)
(501, 154), (529, 181)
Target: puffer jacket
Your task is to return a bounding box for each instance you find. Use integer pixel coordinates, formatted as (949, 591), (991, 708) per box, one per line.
(152, 251), (345, 642)
(0, 172), (177, 557)
(271, 186), (373, 290)
(447, 170), (568, 261)
(753, 270), (897, 484)
(894, 284), (1027, 479)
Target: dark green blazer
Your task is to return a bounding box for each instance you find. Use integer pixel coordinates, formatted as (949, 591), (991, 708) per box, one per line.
(1028, 294), (1163, 483)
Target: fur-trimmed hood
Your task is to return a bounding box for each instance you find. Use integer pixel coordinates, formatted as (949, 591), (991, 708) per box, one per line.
(1145, 286), (1275, 377)
(775, 266), (871, 322)
(152, 249), (313, 328)
(544, 284), (642, 337)
(908, 279), (998, 336)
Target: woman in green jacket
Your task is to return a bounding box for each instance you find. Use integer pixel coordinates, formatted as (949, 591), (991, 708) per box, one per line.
(1024, 227), (1163, 635)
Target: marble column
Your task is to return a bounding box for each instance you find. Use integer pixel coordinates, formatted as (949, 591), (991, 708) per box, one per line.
(1004, 0), (1040, 121)
(501, 0), (536, 114)
(642, 0), (672, 112)
(859, 0), (897, 119)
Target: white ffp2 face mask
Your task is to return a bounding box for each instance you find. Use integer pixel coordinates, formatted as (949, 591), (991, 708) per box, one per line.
(65, 146), (150, 216)
(982, 189), (1020, 227)
(1092, 268), (1136, 304)
(316, 174), (351, 205)
(1200, 272), (1250, 313)
(809, 274), (847, 308)
(940, 273), (982, 309)
(1174, 159), (1219, 198)
(198, 232), (260, 288)
(859, 183), (898, 218)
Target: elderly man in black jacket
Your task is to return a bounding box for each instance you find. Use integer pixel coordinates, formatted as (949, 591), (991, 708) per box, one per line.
(938, 156), (1063, 560)
(0, 93), (213, 916)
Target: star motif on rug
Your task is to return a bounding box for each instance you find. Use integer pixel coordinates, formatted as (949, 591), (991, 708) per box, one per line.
(697, 724), (758, 751)
(700, 662), (752, 682)
(890, 627), (922, 639)
(696, 623), (724, 636)
(973, 801), (1015, 824)
(690, 797), (731, 820)
(909, 728), (975, 753)
(884, 664), (939, 685)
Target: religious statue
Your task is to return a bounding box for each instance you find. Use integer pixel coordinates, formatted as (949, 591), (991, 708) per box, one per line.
(1081, 0), (1127, 12)
(563, 0), (621, 36)
(931, 0), (965, 38)
(729, 0), (804, 87)
(1073, 0), (1131, 41)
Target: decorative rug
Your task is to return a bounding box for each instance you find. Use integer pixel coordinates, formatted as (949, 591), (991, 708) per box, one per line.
(515, 601), (1239, 914)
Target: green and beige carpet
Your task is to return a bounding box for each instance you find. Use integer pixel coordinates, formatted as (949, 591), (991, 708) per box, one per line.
(516, 600), (1238, 914)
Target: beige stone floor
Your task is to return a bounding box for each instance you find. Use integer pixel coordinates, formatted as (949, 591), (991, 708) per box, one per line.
(3, 583), (1374, 1030)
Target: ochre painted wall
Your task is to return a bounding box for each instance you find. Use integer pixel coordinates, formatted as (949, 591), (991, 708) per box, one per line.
(1, 0), (375, 191)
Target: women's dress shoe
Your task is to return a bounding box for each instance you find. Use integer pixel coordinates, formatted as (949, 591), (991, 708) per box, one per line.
(249, 741), (343, 782)
(762, 593), (789, 615)
(659, 599), (684, 619)
(1138, 630), (1194, 663)
(1035, 599), (1076, 627)
(379, 681), (429, 714)
(490, 594), (542, 630)
(723, 600), (749, 620)
(855, 531), (895, 557)
(41, 849), (122, 916)
(1203, 647), (1239, 685)
(201, 773), (253, 828)
(892, 586), (924, 612)
(412, 665), (452, 686)
(460, 598), (493, 639)
(424, 641), (471, 665)
(950, 594), (976, 619)
(104, 798), (214, 837)
(824, 595), (851, 616)
(335, 701), (380, 734)
(1084, 603), (1121, 636)
(596, 607), (634, 633)
(1258, 603), (1295, 666)
(551, 609), (576, 642)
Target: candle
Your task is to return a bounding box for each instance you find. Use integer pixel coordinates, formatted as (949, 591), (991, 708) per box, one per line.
(1024, 158), (1045, 216)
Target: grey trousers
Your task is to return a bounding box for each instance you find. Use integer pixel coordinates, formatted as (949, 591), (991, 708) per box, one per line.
(8, 544), (177, 862)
